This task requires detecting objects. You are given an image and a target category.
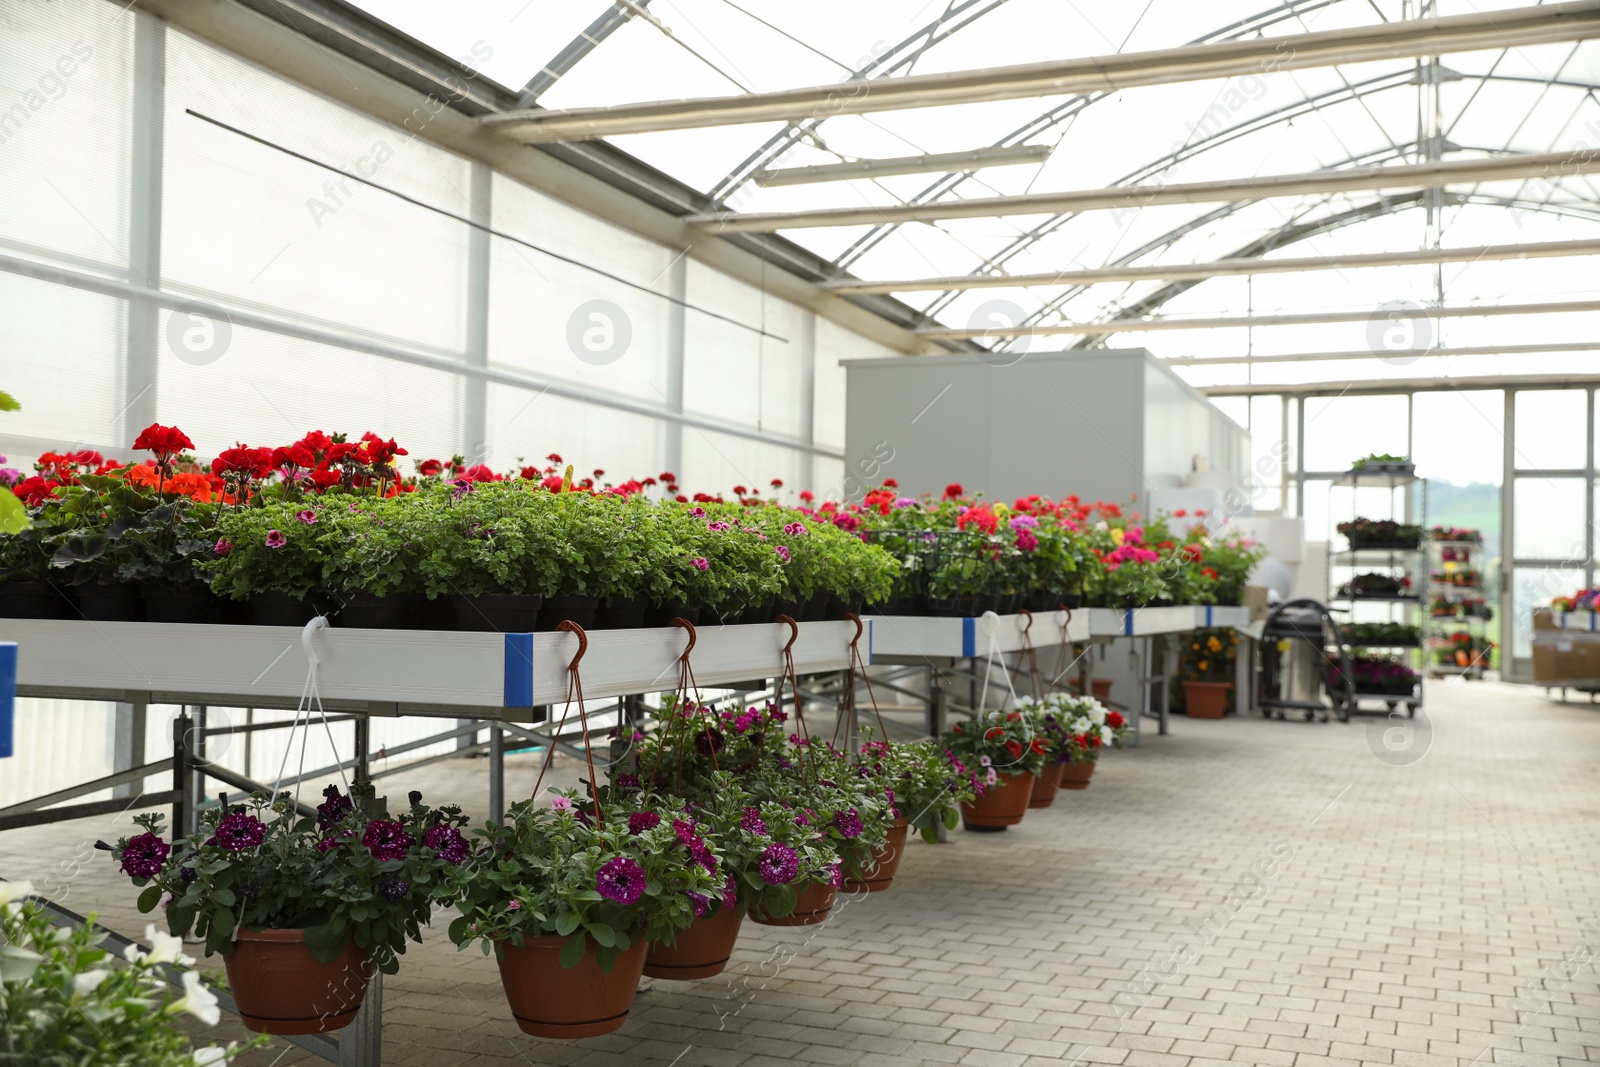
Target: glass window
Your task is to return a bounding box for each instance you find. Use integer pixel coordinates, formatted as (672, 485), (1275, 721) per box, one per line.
(1513, 566), (1584, 661)
(1302, 395), (1409, 473)
(1514, 391), (1587, 471)
(1512, 478), (1588, 562)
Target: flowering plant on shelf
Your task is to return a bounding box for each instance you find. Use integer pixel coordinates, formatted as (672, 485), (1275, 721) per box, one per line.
(0, 884), (266, 1066)
(1036, 693), (1125, 763)
(1551, 589), (1600, 613)
(1336, 517), (1423, 548)
(107, 786), (470, 975)
(1339, 572), (1411, 598)
(1181, 627), (1238, 683)
(852, 735), (977, 844)
(1331, 654), (1419, 695)
(1430, 526), (1482, 544)
(447, 788), (721, 972)
(942, 708), (1046, 780)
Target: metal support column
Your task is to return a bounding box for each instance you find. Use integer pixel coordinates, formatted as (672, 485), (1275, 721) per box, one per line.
(488, 724), (504, 823)
(1159, 635), (1175, 731)
(340, 971), (382, 1067)
(112, 702), (147, 799)
(351, 716), (384, 816)
(663, 255), (688, 478)
(188, 707), (207, 823)
(926, 666), (948, 738)
(125, 12), (165, 440)
(171, 710), (191, 837)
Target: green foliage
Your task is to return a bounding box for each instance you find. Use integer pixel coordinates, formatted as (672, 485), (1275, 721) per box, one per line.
(941, 708), (1046, 778)
(109, 789), (470, 976)
(853, 735), (975, 844)
(0, 890), (266, 1066)
(45, 476), (220, 589)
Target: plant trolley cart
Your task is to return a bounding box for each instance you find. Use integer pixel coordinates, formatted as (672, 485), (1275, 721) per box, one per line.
(1326, 462), (1425, 718)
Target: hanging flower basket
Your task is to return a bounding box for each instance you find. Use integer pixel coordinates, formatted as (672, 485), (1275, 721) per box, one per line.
(843, 818), (909, 894)
(1028, 762), (1064, 809)
(643, 905), (743, 981)
(497, 935), (649, 1038)
(225, 927), (371, 1035)
(750, 880), (838, 927)
(1184, 680), (1232, 719)
(960, 771), (1036, 829)
(1059, 760), (1096, 790)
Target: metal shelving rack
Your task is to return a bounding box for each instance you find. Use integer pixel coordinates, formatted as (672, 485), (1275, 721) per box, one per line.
(1327, 465), (1425, 718)
(1426, 535), (1491, 679)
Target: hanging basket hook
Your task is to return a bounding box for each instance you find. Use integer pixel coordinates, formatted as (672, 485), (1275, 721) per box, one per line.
(776, 614), (799, 655)
(671, 617), (698, 661)
(1018, 607), (1034, 635)
(845, 611), (864, 648)
(556, 619), (589, 672)
(300, 615), (329, 668)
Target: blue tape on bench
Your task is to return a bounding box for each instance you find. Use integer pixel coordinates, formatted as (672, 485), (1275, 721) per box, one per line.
(867, 619), (874, 665)
(961, 618), (976, 658)
(1124, 610), (1134, 637)
(1205, 605), (1214, 627)
(503, 633), (533, 708)
(0, 643), (15, 759)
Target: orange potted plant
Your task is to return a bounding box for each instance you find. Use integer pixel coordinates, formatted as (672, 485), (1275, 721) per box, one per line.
(1182, 628), (1237, 719)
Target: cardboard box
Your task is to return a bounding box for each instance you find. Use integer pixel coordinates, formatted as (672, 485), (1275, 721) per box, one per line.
(1531, 632), (1600, 683)
(1243, 585), (1271, 623)
(1533, 608), (1558, 633)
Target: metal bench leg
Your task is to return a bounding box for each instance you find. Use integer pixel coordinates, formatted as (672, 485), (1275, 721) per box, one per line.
(340, 971), (381, 1067)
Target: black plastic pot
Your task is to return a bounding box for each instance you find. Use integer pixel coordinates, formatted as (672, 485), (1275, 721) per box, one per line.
(800, 593), (829, 623)
(251, 592), (317, 628)
(593, 595), (648, 631)
(534, 594), (598, 632)
(735, 599), (774, 626)
(926, 595), (988, 618)
(142, 583), (223, 625)
(644, 600), (700, 628)
(863, 595), (922, 617)
(772, 600), (805, 624)
(452, 593), (542, 633)
(76, 583), (144, 622)
(0, 581), (76, 620)
(339, 592), (432, 631)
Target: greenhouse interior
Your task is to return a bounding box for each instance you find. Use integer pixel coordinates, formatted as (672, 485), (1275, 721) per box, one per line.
(3, 0), (1599, 1064)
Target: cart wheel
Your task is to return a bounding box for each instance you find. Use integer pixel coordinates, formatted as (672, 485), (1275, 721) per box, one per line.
(1406, 703), (1418, 718)
(1334, 704), (1349, 723)
(1319, 710), (1330, 723)
(1385, 700), (1398, 711)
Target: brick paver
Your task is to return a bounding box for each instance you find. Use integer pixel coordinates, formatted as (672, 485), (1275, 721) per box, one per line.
(5, 680), (1598, 1066)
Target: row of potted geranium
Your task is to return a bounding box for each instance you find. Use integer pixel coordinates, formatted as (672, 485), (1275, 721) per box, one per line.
(1, 426), (1266, 627)
(104, 692), (1131, 1040)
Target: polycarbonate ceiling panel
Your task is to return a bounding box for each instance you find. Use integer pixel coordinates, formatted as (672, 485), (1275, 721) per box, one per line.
(341, 0), (1600, 386)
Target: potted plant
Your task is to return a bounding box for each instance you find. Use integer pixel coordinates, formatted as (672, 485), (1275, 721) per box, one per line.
(447, 789), (720, 1036)
(108, 786), (469, 1033)
(1020, 701), (1069, 808)
(1049, 695), (1126, 787)
(842, 736), (975, 889)
(943, 710), (1046, 830)
(1180, 628), (1236, 718)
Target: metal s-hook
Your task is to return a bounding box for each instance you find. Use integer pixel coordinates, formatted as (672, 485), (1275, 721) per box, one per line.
(845, 611), (864, 648)
(1018, 607), (1034, 635)
(671, 617), (698, 661)
(300, 615), (329, 668)
(556, 619), (589, 672)
(775, 614), (799, 655)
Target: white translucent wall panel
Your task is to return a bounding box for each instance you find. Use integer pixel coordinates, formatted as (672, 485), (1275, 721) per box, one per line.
(815, 319), (896, 453)
(1514, 391), (1587, 471)
(0, 274), (126, 453)
(1303, 395), (1409, 471)
(682, 262), (810, 440)
(159, 323), (462, 462)
(681, 428), (811, 501)
(0, 1), (133, 276)
(488, 174), (672, 405)
(164, 31), (473, 357)
(485, 386), (665, 482)
(0, 700), (117, 808)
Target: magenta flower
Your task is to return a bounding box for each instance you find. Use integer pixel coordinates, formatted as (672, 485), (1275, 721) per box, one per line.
(690, 556), (710, 571)
(210, 812), (266, 851)
(628, 811), (661, 836)
(687, 891), (713, 918)
(775, 545), (791, 563)
(596, 856), (646, 905)
(213, 538), (232, 556)
(549, 795), (574, 811)
(508, 898), (521, 910)
(832, 809), (864, 839)
(423, 823), (470, 864)
(757, 842), (800, 886)
(707, 521), (729, 532)
(264, 529), (286, 549)
(689, 506), (706, 518)
(295, 509), (317, 525)
(721, 872), (738, 907)
(825, 862), (843, 888)
(119, 833), (169, 879)
(740, 807), (768, 835)
(316, 785), (353, 830)
(361, 819), (412, 862)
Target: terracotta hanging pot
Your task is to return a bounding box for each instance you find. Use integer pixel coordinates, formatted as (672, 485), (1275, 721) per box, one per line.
(497, 934), (647, 1038)
(1184, 680), (1232, 719)
(1058, 760), (1096, 790)
(960, 771), (1036, 830)
(843, 819), (909, 893)
(643, 906), (743, 980)
(224, 928), (371, 1035)
(1028, 762), (1064, 809)
(751, 881), (838, 927)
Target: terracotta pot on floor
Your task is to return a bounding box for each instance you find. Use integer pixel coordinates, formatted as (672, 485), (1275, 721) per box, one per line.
(1184, 680), (1232, 719)
(1058, 760), (1096, 790)
(644, 906), (743, 980)
(844, 818), (910, 893)
(224, 928), (371, 1035)
(960, 771), (1036, 830)
(497, 935), (647, 1038)
(1028, 762), (1064, 809)
(751, 881), (838, 927)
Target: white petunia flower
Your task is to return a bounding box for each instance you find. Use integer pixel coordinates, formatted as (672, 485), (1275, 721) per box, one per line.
(192, 1044), (234, 1065)
(172, 969), (221, 1026)
(71, 969), (112, 998)
(1100, 726), (1114, 745)
(0, 880), (34, 913)
(144, 924), (195, 967)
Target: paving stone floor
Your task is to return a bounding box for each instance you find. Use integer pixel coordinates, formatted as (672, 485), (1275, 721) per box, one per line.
(5, 679), (1600, 1066)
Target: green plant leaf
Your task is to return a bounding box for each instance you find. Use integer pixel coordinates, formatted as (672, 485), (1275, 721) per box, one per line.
(587, 922), (617, 948)
(0, 488), (27, 535)
(136, 885), (163, 913)
(0, 390), (19, 412)
(554, 911), (580, 937)
(558, 932), (587, 969)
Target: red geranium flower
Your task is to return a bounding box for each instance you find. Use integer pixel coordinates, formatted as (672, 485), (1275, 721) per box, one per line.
(1005, 740), (1024, 759)
(547, 453), (563, 464)
(213, 446), (273, 478)
(732, 485), (747, 496)
(357, 433), (407, 467)
(659, 471), (677, 482)
(882, 478), (898, 488)
(799, 490), (814, 503)
(541, 475), (564, 493)
(132, 423), (194, 459)
(271, 444), (315, 470)
(418, 459), (445, 476)
(943, 483), (964, 500)
(770, 478), (783, 489)
(517, 465), (538, 479)
(984, 727), (1004, 741)
(12, 476), (58, 506)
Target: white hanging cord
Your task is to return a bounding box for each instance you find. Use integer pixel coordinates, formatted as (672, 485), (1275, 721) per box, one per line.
(268, 616), (349, 808)
(975, 611), (1019, 716)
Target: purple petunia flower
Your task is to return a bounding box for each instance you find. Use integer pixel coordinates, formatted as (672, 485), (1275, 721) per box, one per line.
(119, 832), (169, 879)
(721, 873), (738, 907)
(361, 819), (412, 862)
(378, 878), (410, 902)
(422, 823), (469, 865)
(316, 785), (353, 830)
(825, 863), (843, 888)
(833, 809), (863, 839)
(628, 811), (662, 836)
(687, 891), (713, 918)
(179, 865), (197, 883)
(740, 807), (768, 835)
(407, 790), (423, 807)
(672, 819), (698, 846)
(614, 773), (640, 791)
(211, 812), (266, 852)
(757, 843), (800, 886)
(596, 856), (646, 905)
